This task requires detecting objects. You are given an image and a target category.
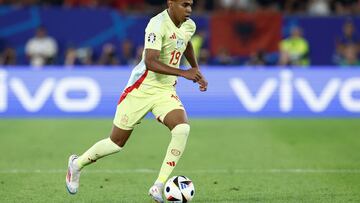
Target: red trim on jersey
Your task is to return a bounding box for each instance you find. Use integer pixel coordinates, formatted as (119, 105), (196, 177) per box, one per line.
(118, 70), (148, 104)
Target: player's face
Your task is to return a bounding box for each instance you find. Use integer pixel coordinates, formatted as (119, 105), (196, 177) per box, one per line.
(169, 0), (193, 23)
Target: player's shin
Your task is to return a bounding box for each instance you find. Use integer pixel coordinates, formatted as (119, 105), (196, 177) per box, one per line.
(76, 137), (122, 169)
(155, 123), (190, 184)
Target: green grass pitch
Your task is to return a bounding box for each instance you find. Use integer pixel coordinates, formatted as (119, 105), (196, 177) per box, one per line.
(0, 119), (360, 202)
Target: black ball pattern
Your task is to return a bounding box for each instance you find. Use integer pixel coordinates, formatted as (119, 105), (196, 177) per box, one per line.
(166, 186), (170, 192)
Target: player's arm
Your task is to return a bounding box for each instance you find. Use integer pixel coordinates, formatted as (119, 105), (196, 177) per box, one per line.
(183, 42), (208, 91)
(183, 41), (198, 68)
(144, 49), (203, 82)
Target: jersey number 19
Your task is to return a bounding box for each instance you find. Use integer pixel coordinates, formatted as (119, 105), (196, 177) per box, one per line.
(170, 50), (181, 65)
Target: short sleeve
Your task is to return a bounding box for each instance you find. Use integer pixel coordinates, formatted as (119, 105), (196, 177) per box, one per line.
(187, 19), (197, 37)
(144, 19), (163, 51)
(183, 19), (196, 41)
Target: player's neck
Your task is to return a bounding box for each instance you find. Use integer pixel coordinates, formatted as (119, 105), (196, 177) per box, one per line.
(167, 9), (182, 28)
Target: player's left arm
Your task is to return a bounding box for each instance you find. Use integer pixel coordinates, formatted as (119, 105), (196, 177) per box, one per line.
(184, 41), (208, 92)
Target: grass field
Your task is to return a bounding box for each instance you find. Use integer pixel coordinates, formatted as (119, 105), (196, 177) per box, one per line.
(0, 119), (360, 203)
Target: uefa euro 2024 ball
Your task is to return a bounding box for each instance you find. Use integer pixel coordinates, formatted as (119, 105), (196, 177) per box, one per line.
(164, 175), (195, 202)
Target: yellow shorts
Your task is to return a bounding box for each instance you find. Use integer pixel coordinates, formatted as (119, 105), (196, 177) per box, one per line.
(113, 88), (185, 130)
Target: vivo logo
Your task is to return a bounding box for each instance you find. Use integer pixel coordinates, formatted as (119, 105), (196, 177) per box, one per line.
(0, 70), (101, 113)
(230, 70), (360, 112)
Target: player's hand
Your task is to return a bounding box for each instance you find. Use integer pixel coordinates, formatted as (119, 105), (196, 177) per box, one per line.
(197, 76), (208, 92)
(181, 68), (203, 82)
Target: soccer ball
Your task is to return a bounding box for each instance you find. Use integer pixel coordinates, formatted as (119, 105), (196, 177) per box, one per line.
(164, 175), (195, 202)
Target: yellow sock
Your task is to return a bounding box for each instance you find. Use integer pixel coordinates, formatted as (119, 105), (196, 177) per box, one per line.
(76, 138), (122, 169)
(156, 123), (190, 184)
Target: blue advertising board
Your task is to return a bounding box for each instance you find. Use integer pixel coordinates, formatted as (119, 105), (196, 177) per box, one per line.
(0, 7), (209, 65)
(1, 67), (360, 118)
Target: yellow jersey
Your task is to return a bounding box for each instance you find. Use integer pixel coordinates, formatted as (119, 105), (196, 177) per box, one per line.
(124, 9), (196, 94)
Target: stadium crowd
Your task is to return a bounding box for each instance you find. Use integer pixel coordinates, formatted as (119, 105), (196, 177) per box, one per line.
(0, 0), (360, 67)
(1, 0), (360, 15)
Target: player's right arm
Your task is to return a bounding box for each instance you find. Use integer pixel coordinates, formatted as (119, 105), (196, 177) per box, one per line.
(144, 49), (202, 82)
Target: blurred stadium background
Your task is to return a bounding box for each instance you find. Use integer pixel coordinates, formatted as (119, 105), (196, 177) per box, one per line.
(1, 0), (360, 202)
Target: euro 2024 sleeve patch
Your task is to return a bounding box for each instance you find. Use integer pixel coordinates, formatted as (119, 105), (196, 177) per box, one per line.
(148, 33), (156, 43)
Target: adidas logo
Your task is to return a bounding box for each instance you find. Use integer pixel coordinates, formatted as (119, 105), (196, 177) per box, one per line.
(166, 161), (176, 167)
(170, 33), (177, 40)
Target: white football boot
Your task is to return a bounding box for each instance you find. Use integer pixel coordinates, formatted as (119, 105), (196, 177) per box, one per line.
(149, 183), (164, 203)
(66, 154), (81, 194)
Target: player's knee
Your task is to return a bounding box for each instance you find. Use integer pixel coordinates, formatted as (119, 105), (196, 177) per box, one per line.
(171, 123), (190, 138)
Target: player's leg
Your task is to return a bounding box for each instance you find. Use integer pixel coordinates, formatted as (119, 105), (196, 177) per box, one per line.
(66, 126), (132, 194)
(66, 89), (151, 194)
(156, 109), (189, 182)
(149, 109), (190, 203)
(149, 92), (190, 202)
(76, 126), (132, 169)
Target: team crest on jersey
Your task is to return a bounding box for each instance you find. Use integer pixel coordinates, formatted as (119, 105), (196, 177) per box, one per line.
(120, 114), (129, 125)
(148, 33), (156, 43)
(176, 39), (185, 49)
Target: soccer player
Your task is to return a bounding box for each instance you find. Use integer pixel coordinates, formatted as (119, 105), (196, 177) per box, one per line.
(65, 0), (207, 202)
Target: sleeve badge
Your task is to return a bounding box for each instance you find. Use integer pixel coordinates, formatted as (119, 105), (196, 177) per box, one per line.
(148, 33), (157, 43)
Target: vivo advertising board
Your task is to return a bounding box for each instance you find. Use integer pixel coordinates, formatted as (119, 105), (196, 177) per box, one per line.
(0, 67), (360, 118)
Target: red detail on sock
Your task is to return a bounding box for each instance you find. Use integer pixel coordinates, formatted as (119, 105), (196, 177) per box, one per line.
(166, 161), (176, 167)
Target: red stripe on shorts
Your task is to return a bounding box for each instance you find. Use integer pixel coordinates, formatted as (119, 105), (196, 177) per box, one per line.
(118, 69), (148, 104)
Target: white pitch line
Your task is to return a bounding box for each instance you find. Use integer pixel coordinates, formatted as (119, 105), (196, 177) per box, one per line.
(0, 169), (360, 174)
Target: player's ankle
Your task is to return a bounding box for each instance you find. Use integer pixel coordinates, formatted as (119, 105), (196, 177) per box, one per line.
(73, 159), (82, 171)
(154, 181), (164, 188)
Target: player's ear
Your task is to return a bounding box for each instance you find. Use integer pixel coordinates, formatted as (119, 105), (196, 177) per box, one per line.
(167, 0), (173, 8)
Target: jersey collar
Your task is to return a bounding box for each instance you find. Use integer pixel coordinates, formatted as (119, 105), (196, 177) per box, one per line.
(165, 9), (182, 30)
